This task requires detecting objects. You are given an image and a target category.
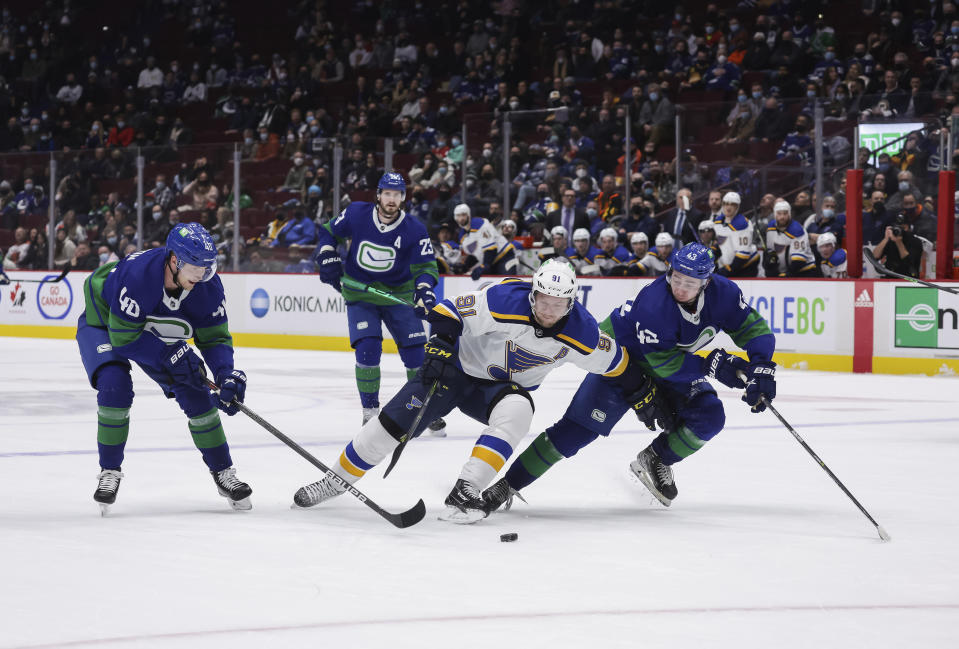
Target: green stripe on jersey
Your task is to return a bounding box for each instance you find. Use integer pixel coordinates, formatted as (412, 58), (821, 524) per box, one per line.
(195, 322), (233, 350)
(728, 309), (773, 348)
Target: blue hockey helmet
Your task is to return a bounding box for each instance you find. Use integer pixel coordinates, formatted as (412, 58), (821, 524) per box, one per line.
(166, 222), (218, 282)
(669, 242), (714, 280)
(377, 171), (406, 198)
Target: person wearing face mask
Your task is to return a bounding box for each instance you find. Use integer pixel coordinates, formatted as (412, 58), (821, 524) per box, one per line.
(885, 169), (924, 213)
(150, 174), (175, 212)
(278, 152), (309, 192)
(704, 51), (741, 92)
(718, 88), (760, 143)
(107, 115), (134, 148)
(804, 195), (845, 244)
(776, 115), (814, 165)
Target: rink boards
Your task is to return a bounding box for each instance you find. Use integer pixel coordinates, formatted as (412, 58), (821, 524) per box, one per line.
(1, 270), (957, 377)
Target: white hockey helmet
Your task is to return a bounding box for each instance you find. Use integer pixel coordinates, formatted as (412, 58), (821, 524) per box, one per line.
(599, 227), (618, 242)
(550, 225), (568, 238)
(529, 257), (578, 318)
(572, 227), (591, 241)
(817, 232), (838, 248)
(453, 203), (471, 216)
(722, 191), (741, 205)
(630, 231), (649, 243)
(697, 220), (715, 231)
(774, 200), (791, 213)
(655, 232), (674, 248)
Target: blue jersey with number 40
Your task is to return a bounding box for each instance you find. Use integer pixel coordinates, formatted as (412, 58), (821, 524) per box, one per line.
(318, 201), (439, 305)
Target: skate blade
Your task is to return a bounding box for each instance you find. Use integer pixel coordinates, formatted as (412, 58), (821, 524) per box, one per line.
(227, 497), (252, 511)
(437, 505), (486, 524)
(628, 461), (672, 508)
(428, 428), (447, 437)
(98, 503), (111, 517)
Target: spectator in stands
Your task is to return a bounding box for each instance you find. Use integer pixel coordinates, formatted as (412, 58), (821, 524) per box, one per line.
(183, 72), (207, 103)
(409, 152), (440, 188)
(107, 115), (134, 148)
(52, 227), (75, 269)
(55, 72), (83, 105)
(873, 213), (924, 278)
(776, 114), (814, 165)
(887, 170), (924, 212)
(718, 87), (760, 143)
(137, 57), (163, 89)
(182, 171), (219, 211)
(69, 240), (99, 270)
(805, 195), (844, 244)
(638, 82), (675, 146)
(862, 69), (909, 120)
(752, 97), (790, 143)
(2, 226), (30, 270)
(547, 188), (589, 234)
(899, 192), (938, 243)
(278, 152), (308, 193)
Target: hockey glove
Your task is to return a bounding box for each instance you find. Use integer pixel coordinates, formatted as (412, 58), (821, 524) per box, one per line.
(742, 360), (777, 413)
(215, 369), (247, 416)
(470, 264), (486, 281)
(413, 282), (436, 319)
(315, 247), (343, 292)
(160, 341), (207, 391)
(703, 348), (748, 389)
(626, 377), (677, 433)
(420, 334), (458, 393)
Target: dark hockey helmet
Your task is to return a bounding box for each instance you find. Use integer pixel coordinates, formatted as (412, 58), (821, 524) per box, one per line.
(377, 171), (407, 199)
(166, 222), (218, 282)
(670, 242), (714, 280)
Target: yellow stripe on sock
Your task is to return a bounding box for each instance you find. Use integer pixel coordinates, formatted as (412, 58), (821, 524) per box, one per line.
(471, 446), (506, 472)
(338, 452), (367, 478)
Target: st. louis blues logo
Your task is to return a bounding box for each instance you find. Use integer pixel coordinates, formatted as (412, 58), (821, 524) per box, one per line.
(487, 341), (555, 381)
(406, 395), (424, 410)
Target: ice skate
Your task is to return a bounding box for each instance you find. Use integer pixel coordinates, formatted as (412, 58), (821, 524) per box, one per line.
(482, 477), (526, 513)
(362, 407), (380, 426)
(211, 466), (253, 511)
(292, 473), (347, 509)
(438, 479), (488, 524)
(94, 469), (123, 516)
(629, 446), (677, 507)
(426, 417), (447, 437)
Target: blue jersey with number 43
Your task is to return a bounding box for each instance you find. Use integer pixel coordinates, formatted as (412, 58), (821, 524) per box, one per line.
(318, 201), (438, 306)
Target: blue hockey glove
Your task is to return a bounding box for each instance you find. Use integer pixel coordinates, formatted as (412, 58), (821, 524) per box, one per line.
(626, 377), (677, 432)
(703, 349), (748, 389)
(421, 334), (458, 393)
(159, 341), (207, 391)
(314, 247), (343, 292)
(470, 264), (486, 281)
(742, 360), (776, 413)
(216, 369), (247, 416)
(413, 282), (436, 319)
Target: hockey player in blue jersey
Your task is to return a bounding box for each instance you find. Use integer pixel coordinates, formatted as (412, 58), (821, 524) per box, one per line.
(312, 172), (444, 432)
(76, 223), (252, 514)
(483, 242), (777, 512)
(292, 259), (667, 522)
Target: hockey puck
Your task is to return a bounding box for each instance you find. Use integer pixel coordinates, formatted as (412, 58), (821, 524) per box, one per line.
(500, 533), (518, 542)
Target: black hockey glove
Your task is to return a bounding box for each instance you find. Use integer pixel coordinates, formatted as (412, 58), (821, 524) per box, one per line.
(216, 369), (247, 416)
(413, 282), (436, 319)
(626, 377), (676, 432)
(421, 334), (458, 392)
(742, 360), (776, 413)
(160, 340), (207, 391)
(470, 264), (486, 281)
(703, 348), (748, 389)
(314, 247), (343, 292)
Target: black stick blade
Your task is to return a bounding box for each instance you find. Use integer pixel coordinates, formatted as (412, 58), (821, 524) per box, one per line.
(385, 498), (426, 528)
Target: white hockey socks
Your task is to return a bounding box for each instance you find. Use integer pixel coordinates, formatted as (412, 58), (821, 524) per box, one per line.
(334, 417), (400, 482)
(459, 394), (533, 489)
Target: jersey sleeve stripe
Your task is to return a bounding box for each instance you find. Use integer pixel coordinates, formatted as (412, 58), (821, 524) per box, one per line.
(602, 347), (629, 377)
(490, 311), (530, 323)
(555, 333), (593, 354)
(432, 303), (462, 321)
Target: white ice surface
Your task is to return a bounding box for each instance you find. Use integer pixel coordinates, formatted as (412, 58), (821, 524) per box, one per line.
(1, 338), (957, 649)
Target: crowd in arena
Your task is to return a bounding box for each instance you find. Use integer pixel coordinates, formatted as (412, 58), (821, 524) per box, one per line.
(0, 0), (955, 281)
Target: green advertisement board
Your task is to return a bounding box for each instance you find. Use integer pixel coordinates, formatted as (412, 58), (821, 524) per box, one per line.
(894, 287), (959, 349)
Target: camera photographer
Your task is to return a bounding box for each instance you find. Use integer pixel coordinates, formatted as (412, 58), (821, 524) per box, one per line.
(872, 213), (923, 278)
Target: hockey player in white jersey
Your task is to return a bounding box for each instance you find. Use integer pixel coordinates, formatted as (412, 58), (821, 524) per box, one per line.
(764, 200), (817, 277)
(713, 191), (760, 277)
(454, 203), (517, 280)
(634, 232), (674, 276)
(292, 258), (662, 522)
(815, 232), (848, 278)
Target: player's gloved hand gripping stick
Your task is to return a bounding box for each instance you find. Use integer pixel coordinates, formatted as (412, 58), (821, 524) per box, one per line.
(206, 378), (426, 528)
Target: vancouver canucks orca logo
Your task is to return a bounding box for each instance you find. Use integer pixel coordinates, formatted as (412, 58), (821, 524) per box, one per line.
(487, 341), (555, 381)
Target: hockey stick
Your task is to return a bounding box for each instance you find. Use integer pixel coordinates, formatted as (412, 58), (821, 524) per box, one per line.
(206, 380), (426, 528)
(382, 378), (439, 478)
(341, 276), (417, 307)
(753, 389), (890, 541)
(0, 265), (70, 285)
(863, 248), (959, 295)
